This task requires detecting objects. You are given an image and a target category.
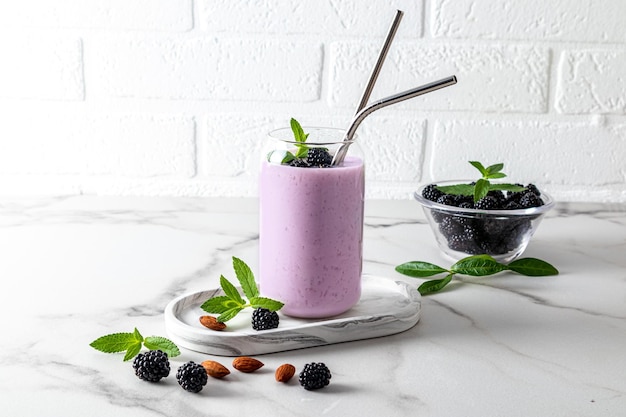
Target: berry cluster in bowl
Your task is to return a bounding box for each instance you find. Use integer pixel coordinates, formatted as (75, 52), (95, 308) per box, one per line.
(422, 182), (545, 210)
(414, 162), (554, 262)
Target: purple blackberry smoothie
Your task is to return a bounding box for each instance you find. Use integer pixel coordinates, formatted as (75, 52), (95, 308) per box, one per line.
(259, 156), (365, 318)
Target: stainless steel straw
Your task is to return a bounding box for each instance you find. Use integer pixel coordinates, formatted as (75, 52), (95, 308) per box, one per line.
(354, 9), (404, 114)
(331, 75), (458, 166)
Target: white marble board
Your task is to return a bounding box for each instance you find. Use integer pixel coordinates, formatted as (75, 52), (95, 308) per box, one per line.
(164, 275), (421, 356)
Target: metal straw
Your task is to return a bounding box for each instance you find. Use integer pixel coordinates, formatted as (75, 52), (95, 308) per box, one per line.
(331, 75), (458, 166)
(354, 9), (404, 114)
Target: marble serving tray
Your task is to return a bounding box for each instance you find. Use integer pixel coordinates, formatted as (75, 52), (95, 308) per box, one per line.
(164, 275), (421, 356)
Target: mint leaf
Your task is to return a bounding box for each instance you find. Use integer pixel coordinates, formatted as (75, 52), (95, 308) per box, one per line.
(508, 258), (559, 276)
(295, 144), (309, 158)
(133, 327), (143, 343)
(290, 118), (308, 143)
(395, 261), (448, 277)
(451, 254), (506, 276)
(89, 332), (139, 353)
(281, 151), (296, 164)
(123, 342), (142, 361)
(469, 161), (488, 176)
(435, 183), (474, 196)
(201, 295), (239, 314)
(441, 161), (525, 202)
(489, 183), (526, 192)
(218, 307), (244, 323)
(418, 274), (454, 295)
(232, 256), (259, 299)
(249, 297), (284, 311)
(200, 257), (284, 324)
(485, 163), (504, 176)
(220, 275), (245, 305)
(144, 336), (181, 358)
(474, 178), (490, 202)
(90, 328), (180, 362)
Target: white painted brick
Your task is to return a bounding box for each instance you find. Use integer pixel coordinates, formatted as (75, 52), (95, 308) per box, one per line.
(0, 37), (83, 100)
(429, 119), (626, 187)
(87, 37), (322, 101)
(202, 113), (426, 183)
(0, 0), (192, 31)
(432, 0), (626, 42)
(329, 42), (549, 113)
(556, 50), (626, 114)
(0, 114), (195, 177)
(198, 0), (423, 37)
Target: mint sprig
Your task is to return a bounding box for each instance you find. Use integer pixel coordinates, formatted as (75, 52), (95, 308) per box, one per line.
(200, 257), (284, 323)
(436, 161), (527, 202)
(290, 117), (309, 159)
(89, 328), (180, 361)
(395, 254), (558, 295)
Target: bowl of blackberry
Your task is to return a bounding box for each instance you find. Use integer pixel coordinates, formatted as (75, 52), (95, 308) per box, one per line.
(415, 161), (554, 263)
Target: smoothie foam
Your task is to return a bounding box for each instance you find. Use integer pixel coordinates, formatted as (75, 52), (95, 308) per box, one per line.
(259, 156), (365, 318)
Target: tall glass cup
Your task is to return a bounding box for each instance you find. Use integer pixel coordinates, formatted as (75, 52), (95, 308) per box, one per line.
(259, 127), (365, 318)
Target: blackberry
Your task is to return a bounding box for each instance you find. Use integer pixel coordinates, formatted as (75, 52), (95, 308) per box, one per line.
(438, 215), (462, 236)
(526, 183), (541, 196)
(503, 200), (522, 210)
(422, 184), (443, 202)
(289, 158), (311, 168)
(452, 194), (473, 207)
(306, 148), (332, 167)
(132, 350), (170, 382)
(176, 361), (208, 393)
(474, 196), (500, 210)
(436, 194), (456, 207)
(519, 192), (544, 208)
(251, 308), (280, 331)
(299, 362), (331, 390)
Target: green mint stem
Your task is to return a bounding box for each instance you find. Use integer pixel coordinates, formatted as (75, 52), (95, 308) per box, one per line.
(396, 255), (558, 296)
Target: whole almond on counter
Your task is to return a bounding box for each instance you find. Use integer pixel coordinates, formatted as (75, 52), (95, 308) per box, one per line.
(201, 360), (230, 378)
(232, 356), (264, 373)
(199, 315), (227, 331)
(275, 363), (296, 382)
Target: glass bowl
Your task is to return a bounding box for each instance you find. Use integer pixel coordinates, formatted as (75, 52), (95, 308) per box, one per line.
(414, 180), (555, 263)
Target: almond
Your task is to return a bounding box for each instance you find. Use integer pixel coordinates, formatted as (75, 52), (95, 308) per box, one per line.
(199, 315), (227, 331)
(201, 360), (230, 378)
(275, 363), (296, 383)
(232, 356), (264, 373)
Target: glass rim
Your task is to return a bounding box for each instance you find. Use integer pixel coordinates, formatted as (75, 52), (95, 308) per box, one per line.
(414, 180), (555, 216)
(267, 126), (357, 146)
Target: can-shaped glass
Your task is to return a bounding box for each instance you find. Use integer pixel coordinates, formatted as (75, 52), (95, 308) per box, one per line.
(259, 127), (364, 318)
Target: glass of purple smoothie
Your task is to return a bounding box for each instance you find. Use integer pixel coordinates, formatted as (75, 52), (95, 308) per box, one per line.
(259, 125), (365, 318)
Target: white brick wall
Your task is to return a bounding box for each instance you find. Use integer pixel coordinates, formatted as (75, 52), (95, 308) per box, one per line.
(0, 0), (625, 202)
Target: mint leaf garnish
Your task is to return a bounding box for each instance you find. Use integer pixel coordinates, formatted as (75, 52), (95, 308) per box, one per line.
(232, 256), (259, 299)
(143, 337), (181, 358)
(450, 254), (507, 276)
(396, 255), (558, 295)
(418, 274), (453, 296)
(290, 118), (309, 159)
(89, 331), (140, 353)
(394, 261), (447, 277)
(123, 342), (142, 361)
(249, 297), (284, 311)
(89, 328), (180, 361)
(200, 295), (237, 314)
(508, 258), (559, 276)
(220, 274), (245, 305)
(436, 161), (527, 203)
(201, 257), (284, 323)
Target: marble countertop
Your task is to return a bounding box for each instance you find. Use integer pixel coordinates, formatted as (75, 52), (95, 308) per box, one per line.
(1, 196), (625, 416)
